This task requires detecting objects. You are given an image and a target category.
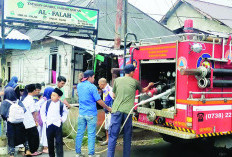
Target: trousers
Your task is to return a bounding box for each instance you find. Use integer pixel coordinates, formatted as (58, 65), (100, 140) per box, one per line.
(107, 111), (132, 157)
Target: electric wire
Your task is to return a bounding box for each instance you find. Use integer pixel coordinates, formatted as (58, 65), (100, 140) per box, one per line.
(170, 0), (182, 28)
(128, 13), (232, 22)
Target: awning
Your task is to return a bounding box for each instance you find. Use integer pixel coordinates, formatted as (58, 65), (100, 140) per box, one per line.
(0, 27), (32, 50)
(50, 36), (124, 55)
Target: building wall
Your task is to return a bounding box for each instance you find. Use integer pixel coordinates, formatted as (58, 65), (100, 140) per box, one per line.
(0, 52), (14, 85)
(9, 40), (74, 99)
(165, 3), (232, 33)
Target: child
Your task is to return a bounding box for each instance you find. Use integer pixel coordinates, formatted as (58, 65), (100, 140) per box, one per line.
(41, 87), (54, 154)
(22, 84), (40, 155)
(0, 87), (27, 157)
(40, 88), (68, 157)
(31, 83), (46, 156)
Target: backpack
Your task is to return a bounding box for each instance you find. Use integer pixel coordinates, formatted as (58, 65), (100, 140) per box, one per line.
(6, 100), (25, 123)
(45, 100), (64, 117)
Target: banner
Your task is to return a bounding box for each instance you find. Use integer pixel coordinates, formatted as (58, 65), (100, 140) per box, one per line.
(4, 0), (99, 30)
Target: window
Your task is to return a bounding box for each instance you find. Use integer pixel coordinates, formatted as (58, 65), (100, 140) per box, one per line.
(73, 53), (83, 84)
(49, 47), (61, 84)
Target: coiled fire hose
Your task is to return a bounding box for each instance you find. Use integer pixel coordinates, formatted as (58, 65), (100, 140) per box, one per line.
(64, 87), (175, 154)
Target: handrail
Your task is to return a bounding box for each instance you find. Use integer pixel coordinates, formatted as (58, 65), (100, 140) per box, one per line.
(123, 33), (137, 71)
(139, 33), (210, 45)
(190, 91), (232, 94)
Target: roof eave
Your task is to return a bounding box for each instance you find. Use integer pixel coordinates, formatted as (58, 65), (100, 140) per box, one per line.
(160, 0), (183, 25)
(183, 1), (230, 28)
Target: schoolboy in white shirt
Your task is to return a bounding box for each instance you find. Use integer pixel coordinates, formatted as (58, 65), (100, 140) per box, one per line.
(22, 84), (40, 155)
(40, 88), (68, 157)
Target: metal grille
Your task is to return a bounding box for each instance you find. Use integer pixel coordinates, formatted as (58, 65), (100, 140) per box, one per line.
(50, 46), (58, 53)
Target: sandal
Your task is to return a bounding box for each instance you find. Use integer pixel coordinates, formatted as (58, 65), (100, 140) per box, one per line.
(25, 150), (32, 156)
(31, 151), (42, 156)
(42, 149), (49, 154)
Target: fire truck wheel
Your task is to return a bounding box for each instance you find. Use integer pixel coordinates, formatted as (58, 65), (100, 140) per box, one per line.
(161, 134), (215, 147)
(160, 134), (192, 144)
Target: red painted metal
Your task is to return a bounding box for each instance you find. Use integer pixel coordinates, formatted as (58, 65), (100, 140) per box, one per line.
(131, 39), (232, 138)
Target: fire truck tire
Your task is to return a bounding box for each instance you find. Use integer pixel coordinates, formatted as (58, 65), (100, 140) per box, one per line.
(160, 134), (192, 144)
(161, 134), (215, 146)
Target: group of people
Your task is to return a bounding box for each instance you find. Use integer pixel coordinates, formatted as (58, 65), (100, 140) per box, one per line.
(76, 64), (154, 157)
(0, 76), (70, 157)
(0, 64), (153, 157)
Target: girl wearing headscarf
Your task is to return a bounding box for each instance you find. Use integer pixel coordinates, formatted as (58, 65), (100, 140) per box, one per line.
(5, 76), (20, 99)
(0, 87), (27, 157)
(40, 87), (54, 154)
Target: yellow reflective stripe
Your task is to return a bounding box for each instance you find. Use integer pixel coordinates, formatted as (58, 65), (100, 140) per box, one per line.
(103, 93), (109, 101)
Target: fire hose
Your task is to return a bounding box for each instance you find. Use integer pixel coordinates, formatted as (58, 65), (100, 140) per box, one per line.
(180, 66), (232, 88)
(180, 66), (232, 77)
(64, 87), (175, 154)
(198, 78), (232, 88)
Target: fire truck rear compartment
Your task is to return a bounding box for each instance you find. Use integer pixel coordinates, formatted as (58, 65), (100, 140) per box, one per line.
(140, 61), (176, 110)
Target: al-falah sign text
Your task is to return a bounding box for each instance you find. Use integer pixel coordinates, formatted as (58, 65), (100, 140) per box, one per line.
(4, 0), (99, 30)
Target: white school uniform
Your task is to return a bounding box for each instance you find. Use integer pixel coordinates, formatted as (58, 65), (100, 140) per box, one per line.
(40, 100), (68, 128)
(22, 95), (36, 129)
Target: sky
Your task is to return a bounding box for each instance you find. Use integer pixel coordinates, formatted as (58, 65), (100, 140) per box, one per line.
(52, 0), (232, 21)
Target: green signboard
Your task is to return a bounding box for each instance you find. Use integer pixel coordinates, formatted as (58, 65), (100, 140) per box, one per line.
(4, 0), (99, 30)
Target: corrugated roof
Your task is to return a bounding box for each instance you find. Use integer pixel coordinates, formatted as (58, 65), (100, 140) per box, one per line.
(50, 36), (124, 55)
(0, 27), (31, 41)
(184, 0), (232, 28)
(161, 0), (232, 29)
(24, 0), (175, 41)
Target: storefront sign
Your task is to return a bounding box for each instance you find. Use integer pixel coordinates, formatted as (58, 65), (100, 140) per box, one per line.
(4, 0), (99, 30)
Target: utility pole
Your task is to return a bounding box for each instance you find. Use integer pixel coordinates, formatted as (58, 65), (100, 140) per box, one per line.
(123, 0), (128, 69)
(114, 0), (123, 50)
(0, 2), (7, 155)
(1, 0), (6, 82)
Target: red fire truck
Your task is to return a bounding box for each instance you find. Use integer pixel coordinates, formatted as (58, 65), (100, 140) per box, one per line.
(130, 33), (232, 146)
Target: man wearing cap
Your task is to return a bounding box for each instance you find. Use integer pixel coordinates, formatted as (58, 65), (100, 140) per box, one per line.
(107, 64), (154, 157)
(76, 70), (112, 157)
